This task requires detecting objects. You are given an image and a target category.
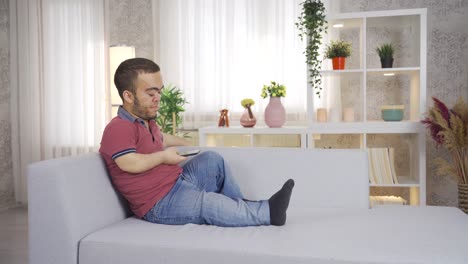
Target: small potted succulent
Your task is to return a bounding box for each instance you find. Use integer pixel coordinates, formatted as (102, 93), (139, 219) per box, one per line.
(376, 43), (394, 68)
(325, 40), (352, 70)
(240, 98), (256, 128)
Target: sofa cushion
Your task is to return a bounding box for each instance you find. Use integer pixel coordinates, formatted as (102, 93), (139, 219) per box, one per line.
(79, 206), (468, 264)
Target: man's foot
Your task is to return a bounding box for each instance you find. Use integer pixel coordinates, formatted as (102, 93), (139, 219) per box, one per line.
(268, 179), (295, 226)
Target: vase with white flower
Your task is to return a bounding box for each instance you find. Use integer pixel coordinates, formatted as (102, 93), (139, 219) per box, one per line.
(240, 98), (257, 128)
(422, 97), (467, 213)
(261, 81), (286, 128)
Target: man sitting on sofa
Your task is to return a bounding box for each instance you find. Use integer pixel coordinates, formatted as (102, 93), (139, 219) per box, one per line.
(99, 58), (294, 227)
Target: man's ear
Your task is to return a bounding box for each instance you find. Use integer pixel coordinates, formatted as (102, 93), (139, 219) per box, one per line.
(123, 90), (134, 104)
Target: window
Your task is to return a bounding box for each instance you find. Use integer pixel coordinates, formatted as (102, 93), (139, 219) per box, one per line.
(109, 45), (136, 118)
(157, 0), (308, 128)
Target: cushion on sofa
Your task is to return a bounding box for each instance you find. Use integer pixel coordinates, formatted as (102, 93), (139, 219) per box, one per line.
(79, 206), (468, 264)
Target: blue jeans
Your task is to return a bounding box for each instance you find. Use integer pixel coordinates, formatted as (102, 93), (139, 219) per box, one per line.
(144, 151), (270, 227)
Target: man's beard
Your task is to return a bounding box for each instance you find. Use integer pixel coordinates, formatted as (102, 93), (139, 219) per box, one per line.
(132, 96), (158, 121)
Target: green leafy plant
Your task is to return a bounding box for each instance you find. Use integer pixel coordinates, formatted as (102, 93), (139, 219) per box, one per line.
(241, 98), (255, 108)
(376, 43), (394, 59)
(261, 81), (286, 98)
(241, 98), (255, 119)
(295, 0), (327, 97)
(156, 84), (188, 136)
(325, 40), (352, 59)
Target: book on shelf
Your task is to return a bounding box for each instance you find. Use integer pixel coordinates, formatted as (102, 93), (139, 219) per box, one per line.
(369, 196), (407, 207)
(367, 148), (399, 184)
(388, 148), (399, 184)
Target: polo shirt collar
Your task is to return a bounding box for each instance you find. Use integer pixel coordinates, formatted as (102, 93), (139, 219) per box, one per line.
(117, 106), (149, 127)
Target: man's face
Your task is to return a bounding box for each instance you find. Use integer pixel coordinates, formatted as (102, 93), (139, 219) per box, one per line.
(130, 72), (163, 121)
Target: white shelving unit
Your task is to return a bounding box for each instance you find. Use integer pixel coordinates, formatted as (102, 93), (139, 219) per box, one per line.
(308, 8), (427, 206)
(197, 8), (427, 207)
(198, 126), (307, 148)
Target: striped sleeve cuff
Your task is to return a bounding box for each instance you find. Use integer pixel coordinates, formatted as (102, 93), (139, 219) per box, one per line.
(111, 148), (136, 160)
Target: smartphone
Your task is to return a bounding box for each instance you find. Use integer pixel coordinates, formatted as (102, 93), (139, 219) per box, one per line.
(178, 149), (201, 157)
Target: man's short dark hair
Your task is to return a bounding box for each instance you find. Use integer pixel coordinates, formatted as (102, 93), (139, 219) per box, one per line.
(114, 58), (160, 100)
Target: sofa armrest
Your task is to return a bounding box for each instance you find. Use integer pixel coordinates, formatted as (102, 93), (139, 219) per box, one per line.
(28, 153), (129, 264)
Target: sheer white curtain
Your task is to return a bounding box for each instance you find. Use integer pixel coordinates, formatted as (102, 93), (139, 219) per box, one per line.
(156, 0), (308, 128)
(10, 0), (106, 204)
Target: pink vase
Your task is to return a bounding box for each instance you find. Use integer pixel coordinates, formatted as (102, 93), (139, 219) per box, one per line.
(264, 97), (286, 128)
(240, 108), (257, 127)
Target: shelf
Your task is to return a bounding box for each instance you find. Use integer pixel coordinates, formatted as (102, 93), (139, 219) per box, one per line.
(199, 126), (307, 135)
(329, 8), (426, 20)
(361, 121), (423, 133)
(367, 67), (419, 72)
(198, 126), (308, 148)
(320, 69), (364, 75)
(367, 67), (420, 76)
(319, 67), (419, 76)
(328, 17), (363, 29)
(200, 122), (423, 135)
(308, 121), (423, 134)
(370, 176), (420, 187)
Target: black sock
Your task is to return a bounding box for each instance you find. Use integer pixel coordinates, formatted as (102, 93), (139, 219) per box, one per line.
(268, 179), (295, 226)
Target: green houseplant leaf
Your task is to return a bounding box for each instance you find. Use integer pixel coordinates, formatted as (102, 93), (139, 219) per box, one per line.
(325, 40), (352, 58)
(156, 84), (189, 136)
(376, 43), (394, 59)
(296, 0), (328, 98)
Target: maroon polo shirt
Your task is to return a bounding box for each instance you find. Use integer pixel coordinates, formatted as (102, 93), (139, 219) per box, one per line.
(99, 106), (182, 218)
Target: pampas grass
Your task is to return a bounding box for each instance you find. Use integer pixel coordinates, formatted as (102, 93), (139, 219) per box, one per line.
(422, 97), (467, 185)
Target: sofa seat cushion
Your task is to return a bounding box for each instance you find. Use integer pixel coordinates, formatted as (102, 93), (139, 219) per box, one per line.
(79, 206), (468, 264)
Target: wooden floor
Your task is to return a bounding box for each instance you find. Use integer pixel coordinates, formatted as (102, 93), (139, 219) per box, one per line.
(0, 207), (28, 264)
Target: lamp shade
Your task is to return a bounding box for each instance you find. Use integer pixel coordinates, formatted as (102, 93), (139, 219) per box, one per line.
(109, 45), (135, 105)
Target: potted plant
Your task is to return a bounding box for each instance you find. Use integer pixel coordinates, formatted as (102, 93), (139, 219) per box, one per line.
(325, 40), (352, 70)
(422, 97), (468, 213)
(295, 0), (327, 98)
(156, 84), (188, 136)
(376, 43), (394, 68)
(240, 98), (256, 128)
(261, 81), (286, 128)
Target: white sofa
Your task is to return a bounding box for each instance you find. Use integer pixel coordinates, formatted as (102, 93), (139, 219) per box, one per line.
(28, 147), (468, 264)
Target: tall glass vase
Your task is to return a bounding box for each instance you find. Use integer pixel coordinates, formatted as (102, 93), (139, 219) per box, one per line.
(264, 97), (286, 128)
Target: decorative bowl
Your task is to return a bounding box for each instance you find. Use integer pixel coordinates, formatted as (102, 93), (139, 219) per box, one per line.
(381, 105), (404, 121)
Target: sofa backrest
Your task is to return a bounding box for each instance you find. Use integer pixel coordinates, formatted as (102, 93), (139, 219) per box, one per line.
(28, 147), (369, 264)
(202, 147), (369, 213)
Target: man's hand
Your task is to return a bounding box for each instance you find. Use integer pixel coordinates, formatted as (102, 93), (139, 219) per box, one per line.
(163, 147), (187, 164)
